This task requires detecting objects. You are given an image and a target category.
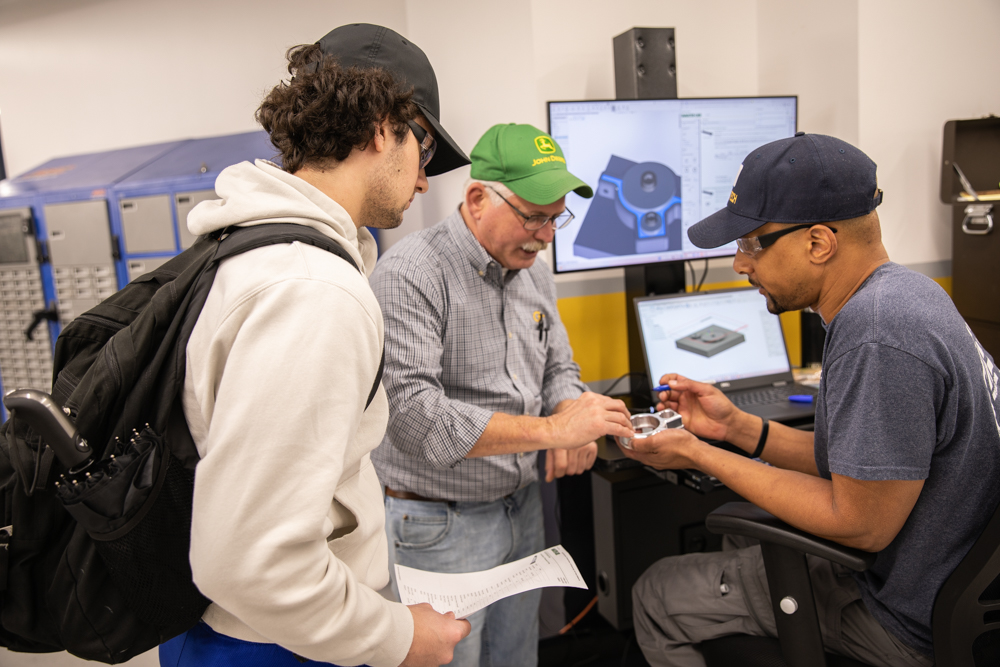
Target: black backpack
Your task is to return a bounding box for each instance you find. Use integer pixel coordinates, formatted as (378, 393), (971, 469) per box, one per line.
(0, 223), (383, 663)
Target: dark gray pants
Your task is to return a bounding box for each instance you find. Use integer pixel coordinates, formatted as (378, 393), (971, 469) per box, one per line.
(631, 537), (933, 667)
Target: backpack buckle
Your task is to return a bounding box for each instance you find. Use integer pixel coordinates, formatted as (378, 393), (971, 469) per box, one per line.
(0, 525), (11, 550)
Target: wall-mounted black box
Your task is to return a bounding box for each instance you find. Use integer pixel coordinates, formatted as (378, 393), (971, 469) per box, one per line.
(613, 27), (677, 100)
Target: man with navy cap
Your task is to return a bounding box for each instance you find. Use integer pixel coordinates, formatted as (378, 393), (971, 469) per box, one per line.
(160, 24), (472, 667)
(371, 123), (633, 666)
(627, 133), (1000, 666)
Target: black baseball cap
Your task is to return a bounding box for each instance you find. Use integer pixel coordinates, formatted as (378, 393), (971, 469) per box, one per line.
(316, 24), (470, 177)
(688, 132), (883, 248)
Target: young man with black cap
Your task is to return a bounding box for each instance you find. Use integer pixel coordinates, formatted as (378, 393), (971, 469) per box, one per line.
(626, 133), (1000, 666)
(158, 24), (472, 667)
(370, 123), (634, 666)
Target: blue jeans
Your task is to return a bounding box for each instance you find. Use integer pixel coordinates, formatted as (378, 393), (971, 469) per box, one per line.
(385, 482), (544, 667)
(159, 621), (355, 666)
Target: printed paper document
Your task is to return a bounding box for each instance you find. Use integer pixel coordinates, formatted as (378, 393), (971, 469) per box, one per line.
(395, 545), (587, 618)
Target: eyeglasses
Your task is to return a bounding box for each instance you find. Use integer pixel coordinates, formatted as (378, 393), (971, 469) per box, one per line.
(486, 186), (575, 231)
(406, 120), (436, 170)
(736, 223), (838, 258)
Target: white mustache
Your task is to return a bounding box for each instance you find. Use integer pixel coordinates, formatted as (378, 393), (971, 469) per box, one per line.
(521, 240), (548, 253)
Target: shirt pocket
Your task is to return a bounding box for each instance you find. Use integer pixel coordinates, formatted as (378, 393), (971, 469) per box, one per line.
(510, 306), (550, 377)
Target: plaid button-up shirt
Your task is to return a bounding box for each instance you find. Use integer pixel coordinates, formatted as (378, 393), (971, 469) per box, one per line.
(370, 208), (587, 501)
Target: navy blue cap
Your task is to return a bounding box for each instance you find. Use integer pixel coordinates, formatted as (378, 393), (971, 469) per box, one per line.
(688, 132), (883, 249)
(316, 24), (470, 177)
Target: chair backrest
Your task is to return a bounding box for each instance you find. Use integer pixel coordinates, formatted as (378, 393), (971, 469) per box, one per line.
(933, 497), (1000, 666)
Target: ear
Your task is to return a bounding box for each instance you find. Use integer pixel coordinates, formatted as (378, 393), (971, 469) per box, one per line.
(807, 225), (838, 265)
(371, 120), (388, 154)
(465, 182), (489, 220)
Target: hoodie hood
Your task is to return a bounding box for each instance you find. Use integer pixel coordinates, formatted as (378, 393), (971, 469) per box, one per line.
(188, 159), (378, 276)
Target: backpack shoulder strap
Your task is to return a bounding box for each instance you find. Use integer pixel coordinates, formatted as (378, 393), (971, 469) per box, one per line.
(367, 349), (384, 411)
(214, 223), (359, 272)
(212, 224), (382, 410)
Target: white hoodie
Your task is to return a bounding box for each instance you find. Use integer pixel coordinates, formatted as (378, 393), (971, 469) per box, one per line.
(182, 160), (413, 666)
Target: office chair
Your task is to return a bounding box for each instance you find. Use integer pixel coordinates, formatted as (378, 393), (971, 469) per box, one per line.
(698, 501), (1000, 667)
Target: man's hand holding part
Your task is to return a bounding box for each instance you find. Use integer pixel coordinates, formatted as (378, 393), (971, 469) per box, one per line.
(468, 392), (632, 459)
(620, 426), (702, 470)
(547, 392), (633, 448)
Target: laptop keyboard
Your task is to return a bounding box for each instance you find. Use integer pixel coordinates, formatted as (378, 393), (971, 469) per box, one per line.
(729, 386), (814, 407)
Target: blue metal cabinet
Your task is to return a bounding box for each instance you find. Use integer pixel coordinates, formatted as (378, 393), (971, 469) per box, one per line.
(0, 131), (276, 419)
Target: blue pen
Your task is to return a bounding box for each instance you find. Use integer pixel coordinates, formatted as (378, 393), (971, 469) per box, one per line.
(653, 384), (671, 392)
(788, 394), (814, 404)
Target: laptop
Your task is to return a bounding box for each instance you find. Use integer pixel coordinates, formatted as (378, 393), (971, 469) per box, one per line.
(633, 287), (817, 423)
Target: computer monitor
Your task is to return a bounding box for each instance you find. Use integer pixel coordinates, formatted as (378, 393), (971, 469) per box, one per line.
(547, 96), (798, 274)
(634, 287), (793, 390)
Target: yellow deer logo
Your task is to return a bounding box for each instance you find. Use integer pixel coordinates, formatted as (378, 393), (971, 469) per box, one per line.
(535, 136), (556, 154)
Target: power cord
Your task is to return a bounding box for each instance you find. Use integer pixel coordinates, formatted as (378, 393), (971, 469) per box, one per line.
(686, 259), (710, 292)
(601, 372), (647, 397)
(558, 595), (598, 635)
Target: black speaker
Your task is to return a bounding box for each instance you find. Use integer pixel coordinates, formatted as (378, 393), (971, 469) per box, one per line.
(613, 27), (677, 100)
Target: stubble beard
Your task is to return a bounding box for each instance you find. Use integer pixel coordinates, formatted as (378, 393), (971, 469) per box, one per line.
(763, 292), (787, 315)
(749, 277), (802, 315)
(360, 146), (410, 230)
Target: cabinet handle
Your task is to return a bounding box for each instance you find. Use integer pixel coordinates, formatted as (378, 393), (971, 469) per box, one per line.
(962, 204), (994, 235)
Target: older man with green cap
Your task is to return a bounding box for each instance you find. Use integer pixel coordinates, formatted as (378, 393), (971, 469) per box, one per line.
(371, 123), (634, 666)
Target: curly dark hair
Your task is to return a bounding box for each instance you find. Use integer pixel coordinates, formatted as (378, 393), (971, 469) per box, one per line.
(255, 43), (419, 173)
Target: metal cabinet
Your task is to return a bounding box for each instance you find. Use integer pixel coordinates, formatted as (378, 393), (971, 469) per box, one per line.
(940, 116), (1000, 359)
(0, 131), (275, 420)
(0, 208), (52, 394)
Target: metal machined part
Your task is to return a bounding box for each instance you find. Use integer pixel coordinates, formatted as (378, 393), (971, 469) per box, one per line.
(616, 409), (684, 450)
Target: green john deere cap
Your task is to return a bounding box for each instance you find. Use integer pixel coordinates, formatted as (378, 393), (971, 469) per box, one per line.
(470, 123), (594, 205)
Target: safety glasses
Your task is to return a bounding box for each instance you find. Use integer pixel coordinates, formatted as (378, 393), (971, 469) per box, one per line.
(406, 120), (437, 170)
(736, 224), (837, 258)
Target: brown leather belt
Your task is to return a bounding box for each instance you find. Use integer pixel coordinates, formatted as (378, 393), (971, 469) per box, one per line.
(385, 486), (449, 503)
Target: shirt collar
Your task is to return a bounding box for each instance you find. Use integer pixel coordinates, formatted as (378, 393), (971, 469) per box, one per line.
(445, 206), (514, 286)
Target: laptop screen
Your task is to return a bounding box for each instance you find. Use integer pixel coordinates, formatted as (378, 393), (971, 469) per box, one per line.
(634, 288), (793, 387)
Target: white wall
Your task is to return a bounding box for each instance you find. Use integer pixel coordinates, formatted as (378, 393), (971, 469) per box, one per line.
(383, 0), (761, 250)
(859, 0), (1000, 268)
(1, 1), (999, 664)
(0, 0), (407, 174)
(4, 0), (997, 272)
(758, 0), (859, 145)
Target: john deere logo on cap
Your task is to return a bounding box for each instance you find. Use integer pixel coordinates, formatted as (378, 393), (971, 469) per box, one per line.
(530, 134), (566, 167)
(535, 136), (556, 154)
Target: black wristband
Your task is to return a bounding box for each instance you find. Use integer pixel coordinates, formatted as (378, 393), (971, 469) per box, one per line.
(751, 417), (769, 459)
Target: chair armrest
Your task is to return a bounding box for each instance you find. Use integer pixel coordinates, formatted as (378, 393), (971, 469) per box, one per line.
(706, 502), (876, 572)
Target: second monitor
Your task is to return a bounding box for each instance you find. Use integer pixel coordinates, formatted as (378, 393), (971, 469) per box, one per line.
(547, 96), (798, 274)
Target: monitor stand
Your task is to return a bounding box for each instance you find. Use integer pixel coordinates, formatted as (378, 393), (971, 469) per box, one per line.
(625, 261), (686, 409)
(613, 27), (683, 410)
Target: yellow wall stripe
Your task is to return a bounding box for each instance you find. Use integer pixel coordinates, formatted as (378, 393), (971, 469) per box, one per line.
(556, 291), (630, 384)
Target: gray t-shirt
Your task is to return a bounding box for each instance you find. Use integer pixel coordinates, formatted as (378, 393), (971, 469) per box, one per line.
(814, 262), (1000, 655)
